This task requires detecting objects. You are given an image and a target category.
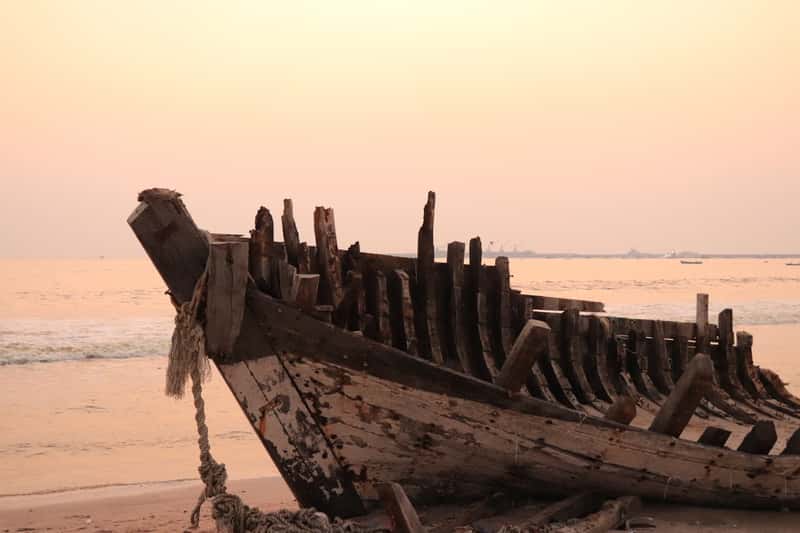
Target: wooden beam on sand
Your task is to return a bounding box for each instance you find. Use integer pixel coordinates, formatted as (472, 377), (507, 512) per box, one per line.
(551, 496), (641, 533)
(473, 492), (605, 532)
(496, 320), (551, 393)
(697, 426), (732, 448)
(737, 421), (778, 454)
(376, 483), (426, 533)
(649, 353), (713, 437)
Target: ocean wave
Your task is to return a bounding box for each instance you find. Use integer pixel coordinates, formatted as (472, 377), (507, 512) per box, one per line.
(0, 318), (172, 366)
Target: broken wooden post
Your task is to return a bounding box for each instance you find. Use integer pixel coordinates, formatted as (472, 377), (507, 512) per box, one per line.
(781, 428), (800, 455)
(604, 396), (637, 425)
(697, 426), (732, 448)
(415, 191), (443, 364)
(274, 260), (299, 302)
(737, 420), (777, 454)
(297, 242), (312, 274)
(281, 199), (301, 268)
(447, 241), (474, 374)
(365, 269), (392, 344)
(649, 353), (713, 437)
(495, 256), (514, 355)
(249, 206), (275, 293)
(496, 320), (551, 393)
(313, 206), (344, 308)
(376, 482), (426, 533)
(736, 331), (767, 399)
(388, 269), (417, 355)
(205, 241), (249, 357)
(696, 293), (709, 353)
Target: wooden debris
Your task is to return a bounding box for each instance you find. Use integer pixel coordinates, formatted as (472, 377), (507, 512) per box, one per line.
(388, 269), (418, 355)
(697, 426), (732, 448)
(376, 482), (426, 533)
(496, 320), (551, 393)
(474, 492), (605, 532)
(281, 199), (301, 268)
(604, 395), (637, 425)
(313, 206), (344, 307)
(205, 241), (249, 357)
(649, 353), (713, 437)
(415, 191), (443, 364)
(737, 420), (777, 454)
(551, 495), (641, 533)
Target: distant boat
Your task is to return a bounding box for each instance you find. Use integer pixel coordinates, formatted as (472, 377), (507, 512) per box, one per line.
(680, 260), (703, 265)
(787, 262), (800, 266)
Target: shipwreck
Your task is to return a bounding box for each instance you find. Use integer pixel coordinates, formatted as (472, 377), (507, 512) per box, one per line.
(129, 188), (800, 531)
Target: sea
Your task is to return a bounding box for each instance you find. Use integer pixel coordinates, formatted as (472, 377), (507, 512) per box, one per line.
(2, 257), (800, 496)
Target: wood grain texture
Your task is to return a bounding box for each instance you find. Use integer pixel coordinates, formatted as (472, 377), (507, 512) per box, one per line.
(205, 241), (249, 357)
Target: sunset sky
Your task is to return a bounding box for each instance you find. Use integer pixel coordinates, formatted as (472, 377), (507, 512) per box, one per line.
(1, 1), (798, 257)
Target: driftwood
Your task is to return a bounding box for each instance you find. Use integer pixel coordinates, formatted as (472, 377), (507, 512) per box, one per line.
(474, 493), (605, 532)
(496, 320), (550, 393)
(550, 496), (641, 533)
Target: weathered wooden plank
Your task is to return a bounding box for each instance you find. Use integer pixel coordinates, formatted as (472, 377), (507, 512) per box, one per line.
(293, 274), (320, 311)
(388, 269), (418, 355)
(737, 420), (777, 454)
(471, 238), (501, 378)
(281, 199), (301, 268)
(649, 353), (713, 437)
(414, 191), (443, 364)
(647, 320), (675, 395)
(551, 496), (641, 533)
(446, 241), (476, 375)
(526, 295), (605, 313)
(494, 257), (515, 355)
(696, 293), (709, 353)
(274, 259), (299, 302)
(376, 483), (426, 533)
(313, 206), (344, 307)
(781, 429), (800, 455)
(249, 206), (275, 293)
(365, 269), (392, 344)
(697, 426), (732, 448)
(128, 189), (209, 303)
(205, 241), (249, 357)
(604, 396), (637, 425)
(297, 242), (313, 274)
(586, 316), (617, 402)
(496, 320), (551, 393)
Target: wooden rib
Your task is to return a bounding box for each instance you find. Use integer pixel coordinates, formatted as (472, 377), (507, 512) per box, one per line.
(336, 270), (366, 332)
(758, 368), (800, 409)
(414, 191), (443, 364)
(313, 206), (344, 308)
(737, 420), (777, 454)
(585, 316), (617, 402)
(558, 309), (599, 405)
(697, 426), (732, 448)
(446, 242), (475, 375)
(249, 206), (274, 293)
(624, 330), (665, 403)
(696, 293), (709, 354)
(376, 483), (426, 533)
(364, 269), (392, 345)
(670, 336), (690, 383)
(647, 320), (676, 395)
(604, 396), (637, 425)
(649, 353), (713, 437)
(607, 335), (660, 414)
(274, 259), (299, 302)
(388, 269), (418, 355)
(496, 320), (551, 393)
(781, 429), (800, 455)
(494, 257), (515, 355)
(735, 331), (768, 400)
(297, 242), (312, 274)
(538, 332), (586, 411)
(470, 238), (501, 378)
(281, 199), (301, 268)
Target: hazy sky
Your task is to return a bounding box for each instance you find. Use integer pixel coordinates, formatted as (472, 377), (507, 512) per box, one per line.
(2, 1), (798, 257)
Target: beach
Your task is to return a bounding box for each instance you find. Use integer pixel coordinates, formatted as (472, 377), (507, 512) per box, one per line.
(2, 257), (800, 531)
